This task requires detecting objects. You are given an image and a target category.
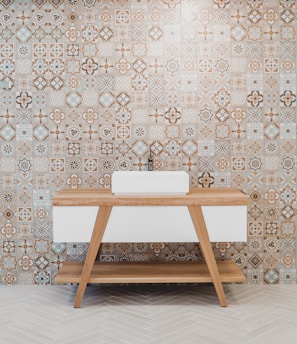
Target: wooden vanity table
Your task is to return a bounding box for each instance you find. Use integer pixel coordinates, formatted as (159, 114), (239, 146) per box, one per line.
(53, 188), (248, 308)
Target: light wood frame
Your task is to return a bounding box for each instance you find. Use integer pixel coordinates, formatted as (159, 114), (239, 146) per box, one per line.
(53, 188), (248, 308)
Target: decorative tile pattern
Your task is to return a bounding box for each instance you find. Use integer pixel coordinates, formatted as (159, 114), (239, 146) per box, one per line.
(0, 0), (296, 285)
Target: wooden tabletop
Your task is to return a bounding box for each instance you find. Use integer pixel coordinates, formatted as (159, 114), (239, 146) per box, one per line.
(52, 188), (248, 207)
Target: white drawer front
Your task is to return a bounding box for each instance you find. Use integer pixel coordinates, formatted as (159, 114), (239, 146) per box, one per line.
(53, 206), (247, 243)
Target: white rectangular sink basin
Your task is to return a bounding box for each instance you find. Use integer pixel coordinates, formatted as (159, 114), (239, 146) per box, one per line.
(111, 171), (189, 195)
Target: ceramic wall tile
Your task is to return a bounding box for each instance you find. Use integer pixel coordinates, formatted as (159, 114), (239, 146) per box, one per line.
(0, 0), (296, 284)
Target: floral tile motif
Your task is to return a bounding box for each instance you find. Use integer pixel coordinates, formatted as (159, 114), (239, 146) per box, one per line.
(0, 0), (296, 284)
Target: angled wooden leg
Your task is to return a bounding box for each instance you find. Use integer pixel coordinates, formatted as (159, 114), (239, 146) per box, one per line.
(74, 206), (112, 308)
(188, 205), (227, 307)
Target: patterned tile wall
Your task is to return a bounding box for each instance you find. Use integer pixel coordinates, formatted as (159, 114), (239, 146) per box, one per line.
(0, 0), (296, 285)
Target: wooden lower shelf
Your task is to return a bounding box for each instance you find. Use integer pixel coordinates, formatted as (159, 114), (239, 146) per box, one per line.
(54, 261), (246, 284)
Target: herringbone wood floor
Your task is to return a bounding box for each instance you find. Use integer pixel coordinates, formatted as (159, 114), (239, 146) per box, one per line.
(1, 283), (297, 344)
